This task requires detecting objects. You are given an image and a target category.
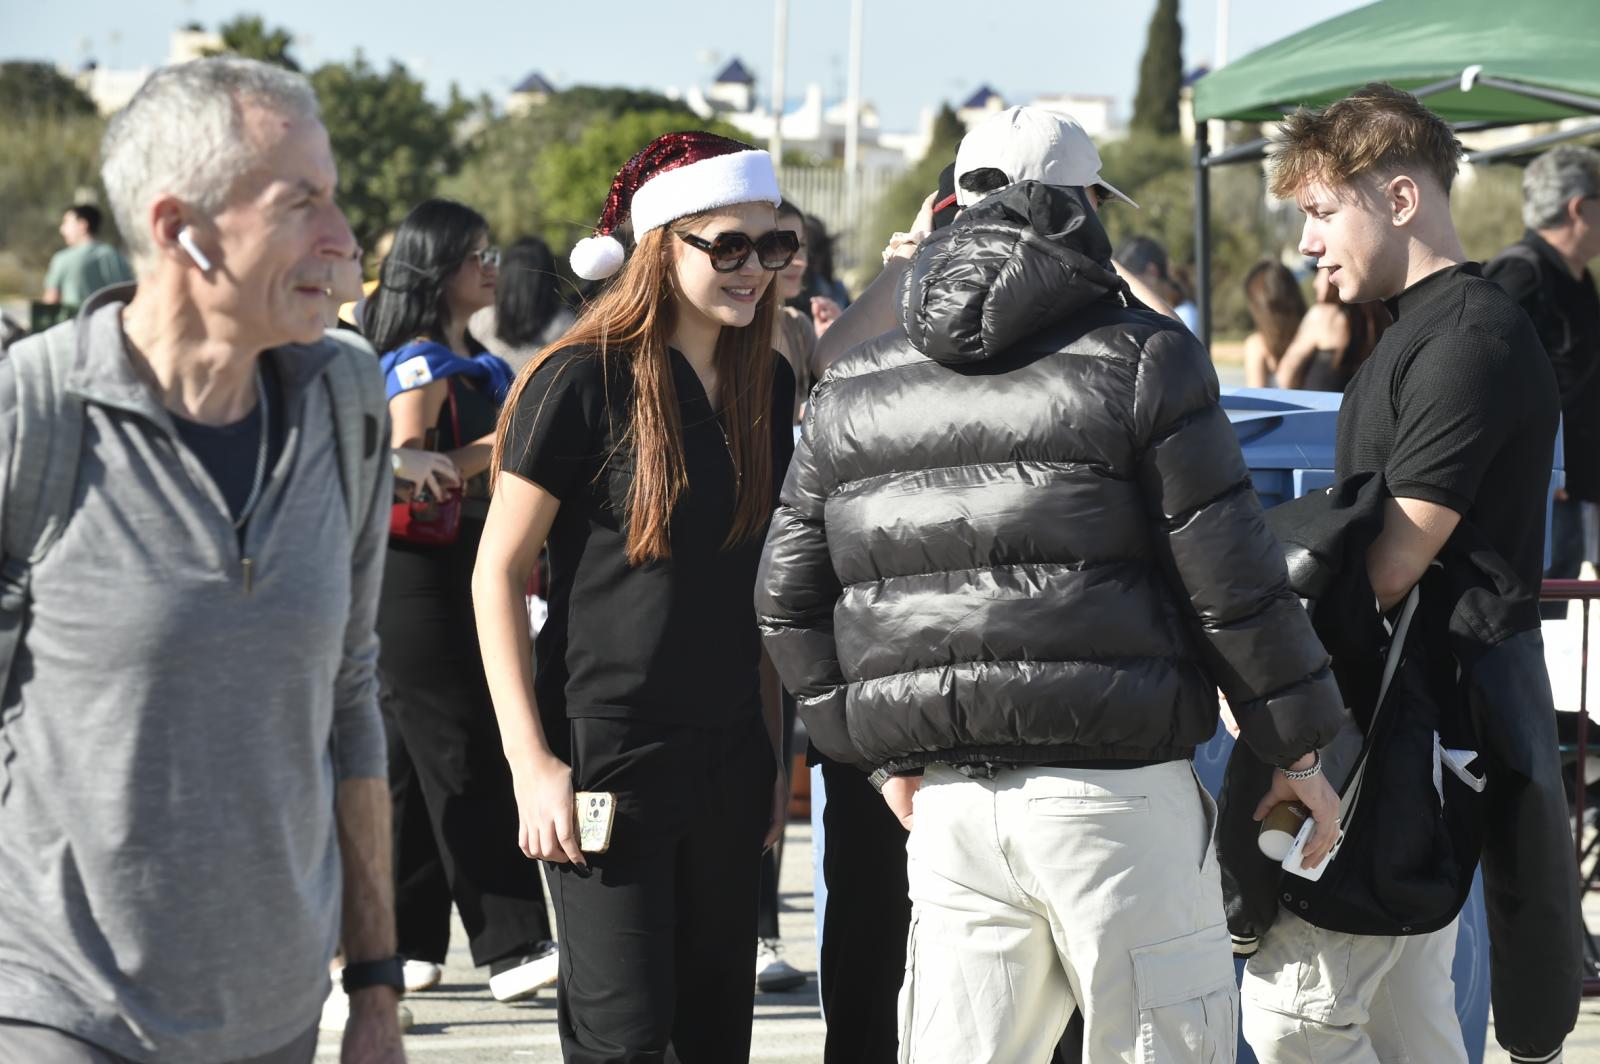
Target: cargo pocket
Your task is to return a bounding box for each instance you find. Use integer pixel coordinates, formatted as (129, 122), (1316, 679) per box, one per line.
(897, 910), (921, 1064)
(1131, 922), (1238, 1064)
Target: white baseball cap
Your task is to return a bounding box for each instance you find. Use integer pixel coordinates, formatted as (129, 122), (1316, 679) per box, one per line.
(954, 105), (1138, 209)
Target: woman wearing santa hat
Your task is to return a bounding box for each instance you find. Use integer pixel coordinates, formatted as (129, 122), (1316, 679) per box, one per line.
(473, 131), (798, 1059)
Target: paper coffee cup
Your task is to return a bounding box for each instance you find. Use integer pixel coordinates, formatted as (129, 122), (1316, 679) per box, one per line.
(1258, 802), (1310, 861)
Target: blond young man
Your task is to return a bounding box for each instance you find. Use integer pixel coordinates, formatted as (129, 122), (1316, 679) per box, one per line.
(1245, 84), (1561, 1064)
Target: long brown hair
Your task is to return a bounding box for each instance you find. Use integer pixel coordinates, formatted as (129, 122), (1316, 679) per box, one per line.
(1244, 260), (1307, 357)
(492, 211), (779, 566)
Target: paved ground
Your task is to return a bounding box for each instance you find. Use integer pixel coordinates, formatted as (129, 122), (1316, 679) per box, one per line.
(316, 821), (824, 1062)
(317, 815), (1600, 1062)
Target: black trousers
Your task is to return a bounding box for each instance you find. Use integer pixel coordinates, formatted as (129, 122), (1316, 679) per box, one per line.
(547, 714), (775, 1063)
(817, 759), (1085, 1064)
(817, 758), (912, 1064)
(377, 525), (551, 967)
(756, 693), (797, 941)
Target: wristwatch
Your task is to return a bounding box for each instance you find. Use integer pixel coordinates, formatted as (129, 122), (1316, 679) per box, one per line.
(341, 956), (405, 995)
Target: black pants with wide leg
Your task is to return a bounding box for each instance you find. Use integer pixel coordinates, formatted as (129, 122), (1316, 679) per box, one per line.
(377, 520), (552, 967)
(547, 714), (775, 1064)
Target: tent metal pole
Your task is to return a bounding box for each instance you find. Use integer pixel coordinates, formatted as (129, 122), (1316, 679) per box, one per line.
(1203, 136), (1269, 167)
(1466, 117), (1600, 163)
(1471, 75), (1600, 117)
(1195, 124), (1213, 348)
(1408, 76), (1465, 101)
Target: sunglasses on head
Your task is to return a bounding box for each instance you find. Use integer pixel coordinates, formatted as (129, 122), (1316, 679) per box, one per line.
(472, 246), (501, 270)
(677, 229), (800, 273)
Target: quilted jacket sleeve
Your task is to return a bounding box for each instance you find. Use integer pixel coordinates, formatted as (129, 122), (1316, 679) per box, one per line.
(755, 381), (870, 771)
(1132, 326), (1348, 767)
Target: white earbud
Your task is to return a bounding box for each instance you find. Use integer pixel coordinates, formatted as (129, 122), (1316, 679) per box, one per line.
(176, 226), (214, 272)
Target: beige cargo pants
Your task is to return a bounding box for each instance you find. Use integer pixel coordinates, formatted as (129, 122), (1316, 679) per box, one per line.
(1240, 909), (1468, 1064)
(898, 761), (1238, 1063)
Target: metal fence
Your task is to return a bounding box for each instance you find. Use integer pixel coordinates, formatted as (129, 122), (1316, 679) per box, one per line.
(1542, 578), (1600, 996)
(774, 165), (900, 280)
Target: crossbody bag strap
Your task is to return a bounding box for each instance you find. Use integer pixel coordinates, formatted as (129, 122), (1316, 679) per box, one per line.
(1337, 583), (1422, 821)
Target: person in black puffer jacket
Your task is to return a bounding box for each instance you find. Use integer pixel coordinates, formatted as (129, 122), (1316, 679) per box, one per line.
(756, 106), (1348, 1062)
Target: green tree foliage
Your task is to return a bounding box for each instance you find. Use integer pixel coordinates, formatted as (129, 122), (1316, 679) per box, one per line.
(204, 15), (302, 71)
(529, 110), (744, 251)
(1095, 132), (1277, 336)
(0, 62), (98, 120)
(1453, 164), (1529, 262)
(310, 55), (469, 244)
(867, 104), (965, 260)
(441, 88), (704, 252)
(1131, 0), (1183, 137)
(0, 113), (109, 298)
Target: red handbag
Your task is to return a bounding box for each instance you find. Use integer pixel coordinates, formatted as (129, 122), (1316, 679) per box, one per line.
(389, 379), (463, 546)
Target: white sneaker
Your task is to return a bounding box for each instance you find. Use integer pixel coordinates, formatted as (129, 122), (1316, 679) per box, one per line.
(319, 981), (414, 1033)
(488, 941), (560, 1003)
(402, 959), (443, 993)
(755, 938), (806, 993)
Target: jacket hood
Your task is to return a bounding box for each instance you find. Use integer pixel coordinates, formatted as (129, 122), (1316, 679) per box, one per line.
(896, 180), (1126, 365)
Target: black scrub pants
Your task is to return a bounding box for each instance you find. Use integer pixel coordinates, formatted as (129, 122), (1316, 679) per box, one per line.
(377, 521), (552, 967)
(547, 714), (775, 1063)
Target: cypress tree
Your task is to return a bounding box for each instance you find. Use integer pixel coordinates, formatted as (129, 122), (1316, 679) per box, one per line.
(1132, 0), (1184, 137)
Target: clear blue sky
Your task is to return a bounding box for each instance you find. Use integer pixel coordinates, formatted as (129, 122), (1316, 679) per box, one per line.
(9, 0), (1371, 129)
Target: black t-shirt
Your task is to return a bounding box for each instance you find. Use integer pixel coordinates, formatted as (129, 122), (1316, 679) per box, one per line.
(1335, 263), (1560, 593)
(1484, 231), (1600, 502)
(171, 355), (287, 527)
(502, 345), (796, 732)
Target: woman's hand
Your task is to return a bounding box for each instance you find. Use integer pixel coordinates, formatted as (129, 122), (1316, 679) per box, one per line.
(510, 754), (586, 867)
(810, 296), (843, 336)
(392, 448), (460, 499)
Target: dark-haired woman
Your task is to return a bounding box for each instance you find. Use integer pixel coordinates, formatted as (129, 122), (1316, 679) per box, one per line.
(473, 133), (796, 1060)
(1275, 264), (1390, 392)
(365, 198), (557, 1002)
(1242, 259), (1308, 388)
(471, 236), (577, 374)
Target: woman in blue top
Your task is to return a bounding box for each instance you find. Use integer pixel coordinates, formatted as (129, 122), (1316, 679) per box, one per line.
(364, 198), (556, 1003)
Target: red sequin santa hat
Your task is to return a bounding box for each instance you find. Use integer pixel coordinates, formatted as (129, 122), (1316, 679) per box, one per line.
(569, 131), (782, 281)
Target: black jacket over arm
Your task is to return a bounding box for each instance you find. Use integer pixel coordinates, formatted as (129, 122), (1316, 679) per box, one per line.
(1221, 473), (1580, 1062)
(755, 180), (1346, 777)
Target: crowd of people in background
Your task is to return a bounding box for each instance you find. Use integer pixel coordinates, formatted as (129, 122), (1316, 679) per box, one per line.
(2, 47), (1599, 1064)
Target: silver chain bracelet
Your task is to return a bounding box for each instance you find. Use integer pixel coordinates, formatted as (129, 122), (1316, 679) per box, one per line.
(1280, 751), (1322, 781)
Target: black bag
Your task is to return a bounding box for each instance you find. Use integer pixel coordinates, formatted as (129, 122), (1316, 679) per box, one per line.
(1220, 474), (1488, 941)
(1275, 580), (1487, 935)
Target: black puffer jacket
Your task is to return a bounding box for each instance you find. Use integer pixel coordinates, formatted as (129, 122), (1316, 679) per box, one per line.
(756, 181), (1347, 775)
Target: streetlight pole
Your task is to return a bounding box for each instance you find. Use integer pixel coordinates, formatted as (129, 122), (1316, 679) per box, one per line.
(844, 0), (864, 260)
(1210, 0), (1230, 148)
(770, 0), (788, 166)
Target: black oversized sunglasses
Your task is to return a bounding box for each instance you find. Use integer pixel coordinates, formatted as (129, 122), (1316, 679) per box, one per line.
(677, 229), (801, 273)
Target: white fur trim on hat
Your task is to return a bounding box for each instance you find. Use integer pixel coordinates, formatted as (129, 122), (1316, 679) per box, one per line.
(570, 233), (627, 281)
(629, 150), (781, 235)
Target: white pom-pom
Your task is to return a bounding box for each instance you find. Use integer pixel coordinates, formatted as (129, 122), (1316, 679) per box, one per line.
(570, 234), (626, 281)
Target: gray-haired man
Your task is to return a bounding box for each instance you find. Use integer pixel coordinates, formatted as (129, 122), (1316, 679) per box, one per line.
(0, 58), (403, 1063)
(1487, 146), (1600, 594)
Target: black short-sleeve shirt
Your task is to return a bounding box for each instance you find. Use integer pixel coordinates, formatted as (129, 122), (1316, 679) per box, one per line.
(502, 345), (796, 732)
(1335, 263), (1560, 592)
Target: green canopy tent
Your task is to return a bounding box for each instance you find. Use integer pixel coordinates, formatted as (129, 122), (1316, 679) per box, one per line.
(1189, 0), (1600, 345)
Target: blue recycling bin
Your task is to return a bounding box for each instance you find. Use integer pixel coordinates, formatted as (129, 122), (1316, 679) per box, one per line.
(808, 387), (1554, 1060)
